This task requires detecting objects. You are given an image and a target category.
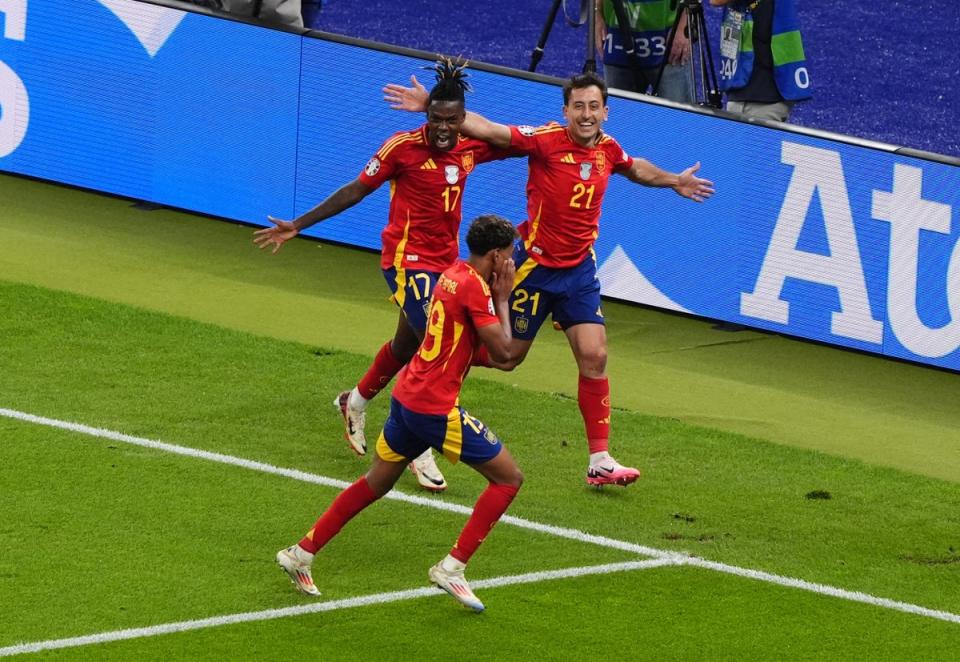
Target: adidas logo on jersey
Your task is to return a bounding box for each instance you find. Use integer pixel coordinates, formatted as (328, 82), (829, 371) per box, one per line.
(420, 159), (438, 170)
(560, 153), (576, 164)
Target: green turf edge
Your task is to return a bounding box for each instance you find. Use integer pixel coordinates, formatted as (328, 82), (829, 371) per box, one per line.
(1, 174), (959, 481)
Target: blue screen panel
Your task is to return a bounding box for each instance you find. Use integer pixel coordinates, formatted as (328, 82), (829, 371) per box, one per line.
(0, 0), (300, 222)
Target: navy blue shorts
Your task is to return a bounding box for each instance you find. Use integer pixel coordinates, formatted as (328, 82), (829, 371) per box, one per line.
(509, 242), (604, 340)
(376, 397), (504, 466)
(382, 267), (441, 334)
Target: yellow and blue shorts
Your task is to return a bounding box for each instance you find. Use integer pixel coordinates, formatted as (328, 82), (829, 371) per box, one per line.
(509, 242), (604, 340)
(382, 267), (441, 334)
(376, 397), (503, 466)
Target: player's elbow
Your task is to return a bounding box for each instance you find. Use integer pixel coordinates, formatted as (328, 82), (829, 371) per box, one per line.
(489, 344), (517, 369)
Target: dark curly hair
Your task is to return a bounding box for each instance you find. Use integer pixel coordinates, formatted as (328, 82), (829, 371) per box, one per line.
(426, 57), (471, 106)
(466, 215), (517, 256)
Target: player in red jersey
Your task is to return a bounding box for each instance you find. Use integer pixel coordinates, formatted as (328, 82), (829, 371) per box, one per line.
(277, 214), (521, 612)
(255, 60), (511, 492)
(384, 71), (714, 487)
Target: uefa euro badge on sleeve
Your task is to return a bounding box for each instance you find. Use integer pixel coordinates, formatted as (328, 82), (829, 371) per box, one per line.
(720, 10), (743, 60)
(579, 162), (592, 181)
(445, 165), (459, 185)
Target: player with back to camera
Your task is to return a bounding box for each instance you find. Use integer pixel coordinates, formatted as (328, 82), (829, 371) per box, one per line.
(277, 214), (522, 613)
(384, 70), (714, 488)
(254, 59), (513, 492)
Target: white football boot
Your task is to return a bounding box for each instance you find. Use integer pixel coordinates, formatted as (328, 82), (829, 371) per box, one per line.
(334, 390), (366, 456)
(409, 449), (447, 492)
(428, 556), (484, 612)
(276, 545), (321, 597)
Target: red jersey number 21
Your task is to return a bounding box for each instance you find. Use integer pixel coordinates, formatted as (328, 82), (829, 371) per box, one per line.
(569, 183), (595, 209)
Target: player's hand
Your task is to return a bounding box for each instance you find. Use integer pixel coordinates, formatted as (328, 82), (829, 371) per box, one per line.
(383, 75), (429, 112)
(674, 162), (715, 203)
(253, 216), (298, 254)
(492, 256), (515, 303)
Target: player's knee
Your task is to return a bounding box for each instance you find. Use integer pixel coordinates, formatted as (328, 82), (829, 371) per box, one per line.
(578, 346), (607, 374)
(499, 467), (524, 489)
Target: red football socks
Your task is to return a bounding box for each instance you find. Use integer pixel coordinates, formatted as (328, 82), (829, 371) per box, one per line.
(578, 374), (611, 454)
(357, 341), (406, 400)
(450, 483), (519, 563)
(299, 477), (378, 554)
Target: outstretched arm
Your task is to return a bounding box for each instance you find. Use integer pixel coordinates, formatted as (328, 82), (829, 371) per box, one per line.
(383, 74), (512, 148)
(253, 178), (373, 254)
(621, 159), (715, 203)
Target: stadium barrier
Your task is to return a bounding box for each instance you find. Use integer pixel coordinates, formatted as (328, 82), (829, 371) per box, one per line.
(2, 0), (959, 370)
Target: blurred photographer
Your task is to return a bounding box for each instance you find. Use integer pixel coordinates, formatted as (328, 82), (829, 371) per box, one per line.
(595, 0), (694, 103)
(710, 0), (811, 122)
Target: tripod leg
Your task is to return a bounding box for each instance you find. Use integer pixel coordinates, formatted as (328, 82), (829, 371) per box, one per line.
(685, 4), (722, 108)
(530, 0), (564, 72)
(584, 0), (598, 73)
(694, 6), (723, 107)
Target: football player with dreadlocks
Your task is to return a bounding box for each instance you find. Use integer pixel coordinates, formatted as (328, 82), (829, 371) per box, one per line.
(255, 59), (513, 492)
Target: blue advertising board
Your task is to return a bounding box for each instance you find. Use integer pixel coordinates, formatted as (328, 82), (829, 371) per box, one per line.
(2, 0), (959, 370)
(0, 0), (300, 221)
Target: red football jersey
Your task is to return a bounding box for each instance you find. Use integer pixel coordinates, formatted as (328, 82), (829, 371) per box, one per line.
(509, 123), (633, 268)
(359, 127), (510, 272)
(393, 261), (500, 415)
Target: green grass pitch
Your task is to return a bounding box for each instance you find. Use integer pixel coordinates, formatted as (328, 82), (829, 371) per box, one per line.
(1, 174), (959, 658)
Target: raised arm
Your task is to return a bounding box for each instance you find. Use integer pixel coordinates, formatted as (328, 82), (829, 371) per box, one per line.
(253, 178), (373, 254)
(461, 111), (512, 149)
(383, 74), (512, 148)
(475, 256), (516, 365)
(621, 159), (715, 203)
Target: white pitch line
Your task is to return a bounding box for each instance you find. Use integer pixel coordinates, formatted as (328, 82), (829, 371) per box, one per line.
(687, 557), (960, 625)
(3, 407), (960, 629)
(0, 559), (675, 657)
(0, 407), (676, 560)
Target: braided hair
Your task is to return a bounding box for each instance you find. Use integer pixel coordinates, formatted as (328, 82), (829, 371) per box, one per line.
(426, 57), (471, 107)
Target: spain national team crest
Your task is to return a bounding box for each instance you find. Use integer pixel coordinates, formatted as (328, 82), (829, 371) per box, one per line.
(595, 150), (606, 174)
(444, 165), (459, 185)
(514, 316), (529, 334)
(461, 151), (475, 174)
(579, 162), (592, 181)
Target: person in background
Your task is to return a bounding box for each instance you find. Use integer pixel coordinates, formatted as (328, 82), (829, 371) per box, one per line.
(595, 0), (694, 103)
(710, 0), (811, 122)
